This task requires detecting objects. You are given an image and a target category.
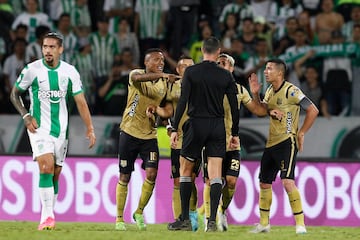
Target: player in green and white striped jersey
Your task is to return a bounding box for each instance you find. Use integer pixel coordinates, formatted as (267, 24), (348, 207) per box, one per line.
(57, 13), (79, 63)
(89, 17), (119, 79)
(10, 32), (96, 231)
(11, 0), (53, 43)
(71, 0), (92, 36)
(134, 0), (169, 58)
(72, 38), (94, 110)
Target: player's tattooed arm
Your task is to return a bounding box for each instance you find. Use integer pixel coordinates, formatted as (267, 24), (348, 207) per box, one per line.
(10, 87), (27, 116)
(10, 86), (38, 132)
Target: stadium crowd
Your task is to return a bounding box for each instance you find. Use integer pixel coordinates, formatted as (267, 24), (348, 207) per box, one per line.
(0, 0), (360, 117)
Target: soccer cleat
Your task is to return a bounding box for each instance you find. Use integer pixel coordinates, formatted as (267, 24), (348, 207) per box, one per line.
(189, 210), (198, 231)
(217, 210), (228, 232)
(296, 225), (307, 234)
(205, 220), (217, 232)
(115, 221), (126, 231)
(38, 217), (55, 230)
(249, 223), (270, 233)
(167, 219), (192, 231)
(133, 213), (146, 231)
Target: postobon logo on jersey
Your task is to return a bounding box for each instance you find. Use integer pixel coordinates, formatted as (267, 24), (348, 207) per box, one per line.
(39, 90), (67, 103)
(286, 112), (292, 133)
(129, 94), (139, 117)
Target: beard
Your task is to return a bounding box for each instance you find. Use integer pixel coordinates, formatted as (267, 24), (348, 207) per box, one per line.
(44, 55), (55, 66)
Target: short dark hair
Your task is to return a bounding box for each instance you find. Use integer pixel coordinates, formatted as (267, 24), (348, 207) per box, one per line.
(255, 37), (267, 44)
(178, 55), (192, 61)
(16, 24), (28, 31)
(266, 58), (287, 75)
(13, 38), (27, 50)
(35, 25), (50, 39)
(43, 32), (64, 46)
(59, 12), (70, 20)
(144, 48), (163, 56)
(202, 36), (220, 54)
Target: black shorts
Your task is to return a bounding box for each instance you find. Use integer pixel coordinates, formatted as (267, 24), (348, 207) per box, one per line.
(202, 149), (241, 180)
(259, 137), (298, 184)
(118, 131), (159, 174)
(181, 118), (226, 161)
(223, 150), (241, 177)
(170, 148), (201, 178)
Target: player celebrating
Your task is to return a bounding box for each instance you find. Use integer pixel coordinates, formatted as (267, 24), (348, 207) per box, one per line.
(10, 32), (96, 230)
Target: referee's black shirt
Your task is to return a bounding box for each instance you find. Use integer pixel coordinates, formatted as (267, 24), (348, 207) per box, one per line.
(173, 60), (239, 136)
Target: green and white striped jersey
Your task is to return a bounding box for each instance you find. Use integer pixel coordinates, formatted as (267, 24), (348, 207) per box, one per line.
(60, 32), (78, 63)
(70, 5), (91, 28)
(11, 12), (53, 43)
(89, 32), (119, 77)
(15, 59), (83, 138)
(72, 52), (93, 102)
(135, 0), (169, 39)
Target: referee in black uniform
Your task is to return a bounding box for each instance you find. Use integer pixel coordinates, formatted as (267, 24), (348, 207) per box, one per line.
(168, 37), (240, 232)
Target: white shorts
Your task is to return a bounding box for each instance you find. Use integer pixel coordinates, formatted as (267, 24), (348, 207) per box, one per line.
(28, 130), (68, 166)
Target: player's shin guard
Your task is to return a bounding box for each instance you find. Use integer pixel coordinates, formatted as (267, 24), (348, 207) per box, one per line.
(39, 173), (55, 223)
(288, 189), (305, 226)
(172, 186), (181, 219)
(203, 183), (210, 219)
(209, 178), (222, 222)
(116, 180), (128, 222)
(135, 178), (155, 214)
(259, 187), (272, 226)
(53, 180), (59, 209)
(221, 185), (235, 212)
(180, 176), (192, 220)
(189, 182), (198, 211)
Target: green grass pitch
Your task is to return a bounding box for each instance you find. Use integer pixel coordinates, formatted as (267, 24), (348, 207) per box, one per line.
(0, 221), (358, 240)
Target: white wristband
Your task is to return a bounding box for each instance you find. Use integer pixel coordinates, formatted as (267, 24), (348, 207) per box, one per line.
(22, 113), (30, 119)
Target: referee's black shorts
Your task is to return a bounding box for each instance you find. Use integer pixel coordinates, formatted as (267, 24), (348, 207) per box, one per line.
(180, 118), (226, 161)
(171, 148), (202, 178)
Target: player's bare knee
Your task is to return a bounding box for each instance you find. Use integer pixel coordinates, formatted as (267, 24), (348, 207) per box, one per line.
(281, 179), (296, 192)
(146, 169), (157, 182)
(227, 181), (236, 189)
(259, 182), (272, 189)
(226, 176), (237, 189)
(119, 173), (131, 183)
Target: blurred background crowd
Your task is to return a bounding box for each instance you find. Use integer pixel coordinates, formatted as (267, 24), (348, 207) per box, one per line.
(0, 0), (359, 118)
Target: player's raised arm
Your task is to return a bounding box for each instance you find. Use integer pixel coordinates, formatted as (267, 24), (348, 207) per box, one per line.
(248, 73), (268, 116)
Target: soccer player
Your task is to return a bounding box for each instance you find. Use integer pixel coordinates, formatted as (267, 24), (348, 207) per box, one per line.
(168, 37), (240, 232)
(146, 56), (200, 231)
(10, 32), (96, 230)
(249, 59), (318, 234)
(115, 48), (180, 231)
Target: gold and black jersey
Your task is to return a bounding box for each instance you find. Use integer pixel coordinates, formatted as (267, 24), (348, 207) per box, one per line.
(224, 84), (252, 151)
(167, 81), (189, 149)
(120, 69), (167, 139)
(263, 81), (305, 148)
